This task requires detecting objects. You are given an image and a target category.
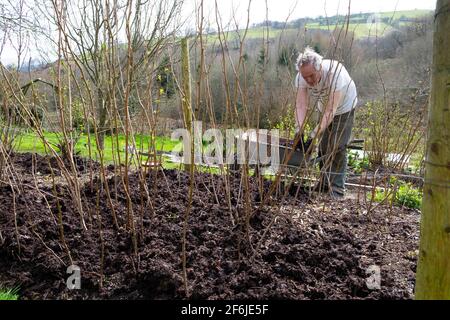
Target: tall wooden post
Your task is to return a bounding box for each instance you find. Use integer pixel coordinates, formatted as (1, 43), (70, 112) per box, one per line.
(181, 37), (193, 171)
(415, 0), (450, 299)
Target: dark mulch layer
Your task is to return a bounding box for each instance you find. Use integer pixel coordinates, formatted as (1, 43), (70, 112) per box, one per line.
(9, 152), (100, 176)
(0, 153), (419, 299)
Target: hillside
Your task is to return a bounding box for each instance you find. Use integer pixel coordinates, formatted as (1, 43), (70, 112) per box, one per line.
(206, 9), (433, 41)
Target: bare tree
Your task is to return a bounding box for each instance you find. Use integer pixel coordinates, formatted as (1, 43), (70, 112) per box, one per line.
(44, 0), (183, 150)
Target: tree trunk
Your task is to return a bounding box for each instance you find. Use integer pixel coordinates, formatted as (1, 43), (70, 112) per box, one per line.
(415, 0), (450, 300)
(181, 37), (193, 171)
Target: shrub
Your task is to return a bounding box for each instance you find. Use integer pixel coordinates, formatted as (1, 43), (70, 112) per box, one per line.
(268, 105), (313, 139)
(370, 177), (422, 209)
(395, 182), (422, 209)
(355, 100), (426, 171)
(348, 151), (369, 174)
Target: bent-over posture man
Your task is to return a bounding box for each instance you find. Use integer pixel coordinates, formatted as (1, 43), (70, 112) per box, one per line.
(294, 47), (358, 198)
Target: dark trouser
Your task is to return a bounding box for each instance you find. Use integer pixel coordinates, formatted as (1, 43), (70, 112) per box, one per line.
(318, 109), (355, 195)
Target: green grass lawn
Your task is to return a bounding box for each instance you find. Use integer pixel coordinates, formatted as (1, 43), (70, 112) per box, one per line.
(13, 131), (224, 173)
(0, 287), (19, 300)
(15, 131), (178, 164)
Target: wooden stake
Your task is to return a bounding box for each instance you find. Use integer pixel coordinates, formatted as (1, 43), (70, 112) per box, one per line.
(181, 37), (193, 171)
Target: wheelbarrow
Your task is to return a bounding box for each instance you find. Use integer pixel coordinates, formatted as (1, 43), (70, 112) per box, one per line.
(232, 131), (364, 176)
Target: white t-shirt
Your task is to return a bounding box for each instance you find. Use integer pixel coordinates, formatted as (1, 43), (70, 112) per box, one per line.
(295, 59), (358, 115)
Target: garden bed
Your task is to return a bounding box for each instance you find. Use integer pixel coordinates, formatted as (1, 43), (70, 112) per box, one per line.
(0, 152), (420, 299)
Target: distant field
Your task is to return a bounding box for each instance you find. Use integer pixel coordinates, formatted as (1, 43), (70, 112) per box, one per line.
(204, 26), (286, 44)
(378, 9), (432, 19)
(203, 9), (432, 42)
(305, 21), (394, 38)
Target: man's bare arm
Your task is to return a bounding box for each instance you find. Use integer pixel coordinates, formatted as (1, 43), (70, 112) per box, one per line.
(295, 87), (309, 131)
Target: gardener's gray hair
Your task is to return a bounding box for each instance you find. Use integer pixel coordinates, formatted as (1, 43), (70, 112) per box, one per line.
(296, 46), (323, 71)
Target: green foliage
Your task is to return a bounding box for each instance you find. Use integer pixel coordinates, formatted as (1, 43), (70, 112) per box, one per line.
(396, 182), (422, 209)
(278, 45), (299, 72)
(371, 177), (422, 209)
(372, 188), (388, 204)
(347, 151), (369, 174)
(156, 56), (175, 99)
(72, 99), (85, 132)
(313, 44), (321, 54)
(278, 47), (290, 66)
(257, 48), (268, 72)
(268, 105), (297, 138)
(267, 104), (315, 139)
(0, 286), (19, 300)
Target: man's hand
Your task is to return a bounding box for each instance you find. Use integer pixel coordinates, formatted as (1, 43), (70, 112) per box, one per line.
(293, 132), (313, 153)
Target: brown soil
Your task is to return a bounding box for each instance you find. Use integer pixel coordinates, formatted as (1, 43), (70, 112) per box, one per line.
(0, 153), (419, 299)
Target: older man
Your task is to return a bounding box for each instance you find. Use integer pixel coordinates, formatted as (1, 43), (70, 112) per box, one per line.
(294, 46), (358, 198)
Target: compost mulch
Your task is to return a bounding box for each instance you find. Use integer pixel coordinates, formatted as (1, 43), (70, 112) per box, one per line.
(0, 153), (419, 299)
